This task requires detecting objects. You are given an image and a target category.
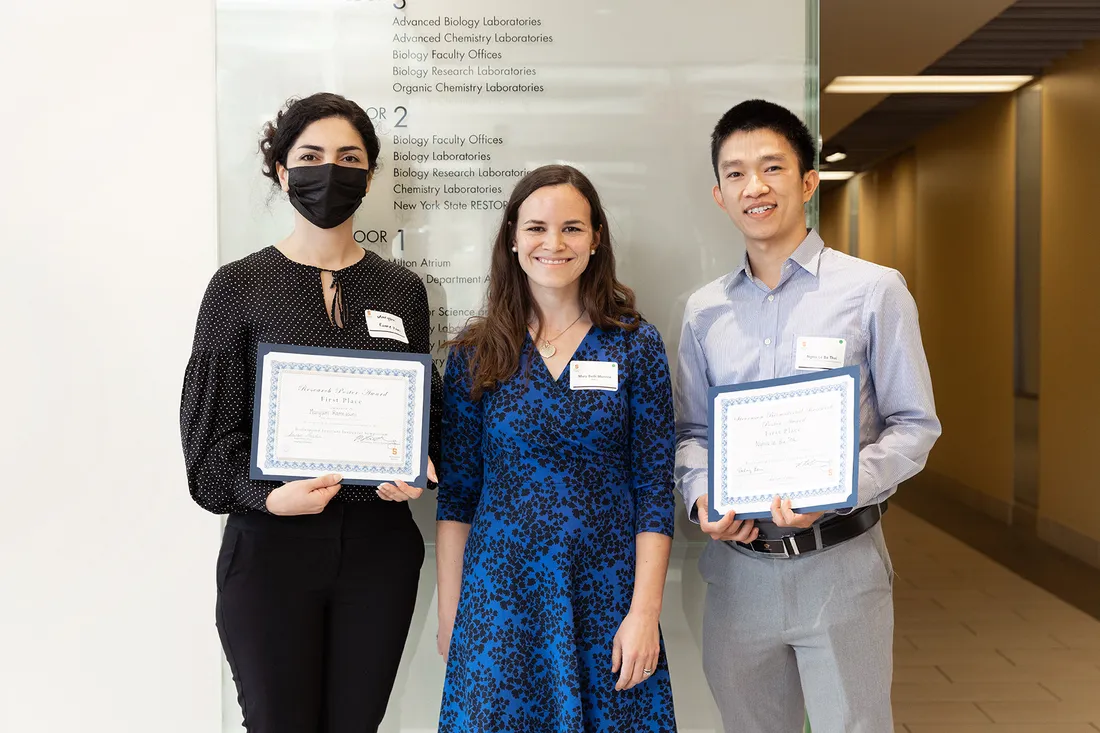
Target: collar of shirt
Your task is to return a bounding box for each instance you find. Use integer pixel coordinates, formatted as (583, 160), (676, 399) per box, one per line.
(731, 228), (826, 294)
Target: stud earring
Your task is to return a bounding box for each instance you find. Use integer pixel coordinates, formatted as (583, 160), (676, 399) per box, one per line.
(590, 249), (596, 255)
(511, 246), (518, 253)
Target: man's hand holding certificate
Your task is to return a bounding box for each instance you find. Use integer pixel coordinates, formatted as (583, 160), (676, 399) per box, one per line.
(250, 343), (433, 488)
(707, 367), (860, 522)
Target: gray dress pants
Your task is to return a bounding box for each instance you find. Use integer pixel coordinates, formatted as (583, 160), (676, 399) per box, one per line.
(699, 523), (895, 733)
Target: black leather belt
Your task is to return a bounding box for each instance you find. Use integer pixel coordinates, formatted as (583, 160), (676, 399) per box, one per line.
(726, 501), (888, 558)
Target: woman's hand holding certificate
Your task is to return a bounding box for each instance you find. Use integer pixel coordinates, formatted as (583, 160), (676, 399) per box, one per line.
(377, 458), (438, 502)
(266, 473), (344, 516)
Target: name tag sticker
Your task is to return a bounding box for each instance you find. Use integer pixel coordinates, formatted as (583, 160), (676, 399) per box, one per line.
(795, 336), (846, 370)
(569, 361), (618, 391)
(365, 310), (409, 344)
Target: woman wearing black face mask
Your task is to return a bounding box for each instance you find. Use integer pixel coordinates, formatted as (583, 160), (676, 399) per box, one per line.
(180, 92), (442, 733)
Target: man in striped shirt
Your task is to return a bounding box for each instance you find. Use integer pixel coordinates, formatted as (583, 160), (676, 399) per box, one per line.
(674, 99), (940, 732)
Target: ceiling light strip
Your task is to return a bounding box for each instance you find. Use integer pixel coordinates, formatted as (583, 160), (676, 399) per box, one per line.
(825, 75), (1033, 94)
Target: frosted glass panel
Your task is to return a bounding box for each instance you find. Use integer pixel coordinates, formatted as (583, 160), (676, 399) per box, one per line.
(214, 2), (817, 729)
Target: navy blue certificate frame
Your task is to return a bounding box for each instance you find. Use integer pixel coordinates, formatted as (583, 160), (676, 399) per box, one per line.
(706, 366), (861, 522)
(250, 342), (433, 488)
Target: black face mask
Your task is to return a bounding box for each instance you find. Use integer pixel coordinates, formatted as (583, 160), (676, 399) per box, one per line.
(287, 164), (369, 229)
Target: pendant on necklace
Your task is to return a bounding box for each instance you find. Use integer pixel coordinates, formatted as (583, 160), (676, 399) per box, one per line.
(538, 341), (557, 358)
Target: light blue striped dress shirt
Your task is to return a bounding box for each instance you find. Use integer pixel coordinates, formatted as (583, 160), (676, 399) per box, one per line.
(674, 229), (941, 536)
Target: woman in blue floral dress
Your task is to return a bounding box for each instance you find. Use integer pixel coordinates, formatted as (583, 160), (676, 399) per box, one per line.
(435, 164), (677, 732)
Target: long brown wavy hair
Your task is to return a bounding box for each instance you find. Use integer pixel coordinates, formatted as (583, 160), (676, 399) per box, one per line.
(450, 164), (641, 400)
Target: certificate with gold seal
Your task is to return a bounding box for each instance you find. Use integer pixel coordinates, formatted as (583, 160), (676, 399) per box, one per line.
(250, 343), (432, 487)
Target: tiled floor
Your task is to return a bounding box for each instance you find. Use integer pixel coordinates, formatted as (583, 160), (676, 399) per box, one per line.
(886, 508), (1100, 732)
(222, 508), (1100, 732)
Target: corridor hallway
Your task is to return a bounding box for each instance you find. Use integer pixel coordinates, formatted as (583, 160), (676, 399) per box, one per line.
(881, 507), (1100, 731)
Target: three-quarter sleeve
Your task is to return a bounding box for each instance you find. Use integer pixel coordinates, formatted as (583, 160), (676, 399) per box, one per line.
(406, 276), (443, 484)
(628, 323), (677, 537)
(180, 269), (278, 514)
(436, 343), (484, 524)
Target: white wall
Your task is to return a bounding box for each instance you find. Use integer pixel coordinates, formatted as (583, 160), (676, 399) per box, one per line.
(0, 1), (223, 731)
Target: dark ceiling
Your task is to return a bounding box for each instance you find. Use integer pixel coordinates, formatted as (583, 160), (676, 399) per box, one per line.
(820, 0), (1100, 183)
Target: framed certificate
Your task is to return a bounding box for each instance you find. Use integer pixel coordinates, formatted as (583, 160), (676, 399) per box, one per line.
(707, 366), (860, 521)
(250, 343), (432, 487)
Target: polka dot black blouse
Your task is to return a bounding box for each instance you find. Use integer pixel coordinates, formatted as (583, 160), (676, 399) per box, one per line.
(180, 246), (443, 514)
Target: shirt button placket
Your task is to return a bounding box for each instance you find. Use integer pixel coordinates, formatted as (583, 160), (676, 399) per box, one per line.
(767, 291), (780, 378)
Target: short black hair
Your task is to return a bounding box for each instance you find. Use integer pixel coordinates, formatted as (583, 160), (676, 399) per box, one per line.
(710, 99), (816, 181)
(259, 92), (381, 188)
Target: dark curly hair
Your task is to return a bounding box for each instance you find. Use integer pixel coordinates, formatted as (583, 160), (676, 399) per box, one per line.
(259, 92), (381, 187)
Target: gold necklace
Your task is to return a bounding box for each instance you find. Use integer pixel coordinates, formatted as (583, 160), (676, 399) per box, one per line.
(532, 311), (585, 358)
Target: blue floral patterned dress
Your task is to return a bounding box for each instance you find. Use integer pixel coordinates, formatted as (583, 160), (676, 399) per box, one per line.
(437, 322), (677, 732)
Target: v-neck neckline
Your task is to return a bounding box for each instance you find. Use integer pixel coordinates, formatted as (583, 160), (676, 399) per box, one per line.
(529, 325), (597, 383)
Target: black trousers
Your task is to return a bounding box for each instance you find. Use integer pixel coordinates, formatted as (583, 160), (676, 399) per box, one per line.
(216, 501), (425, 733)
